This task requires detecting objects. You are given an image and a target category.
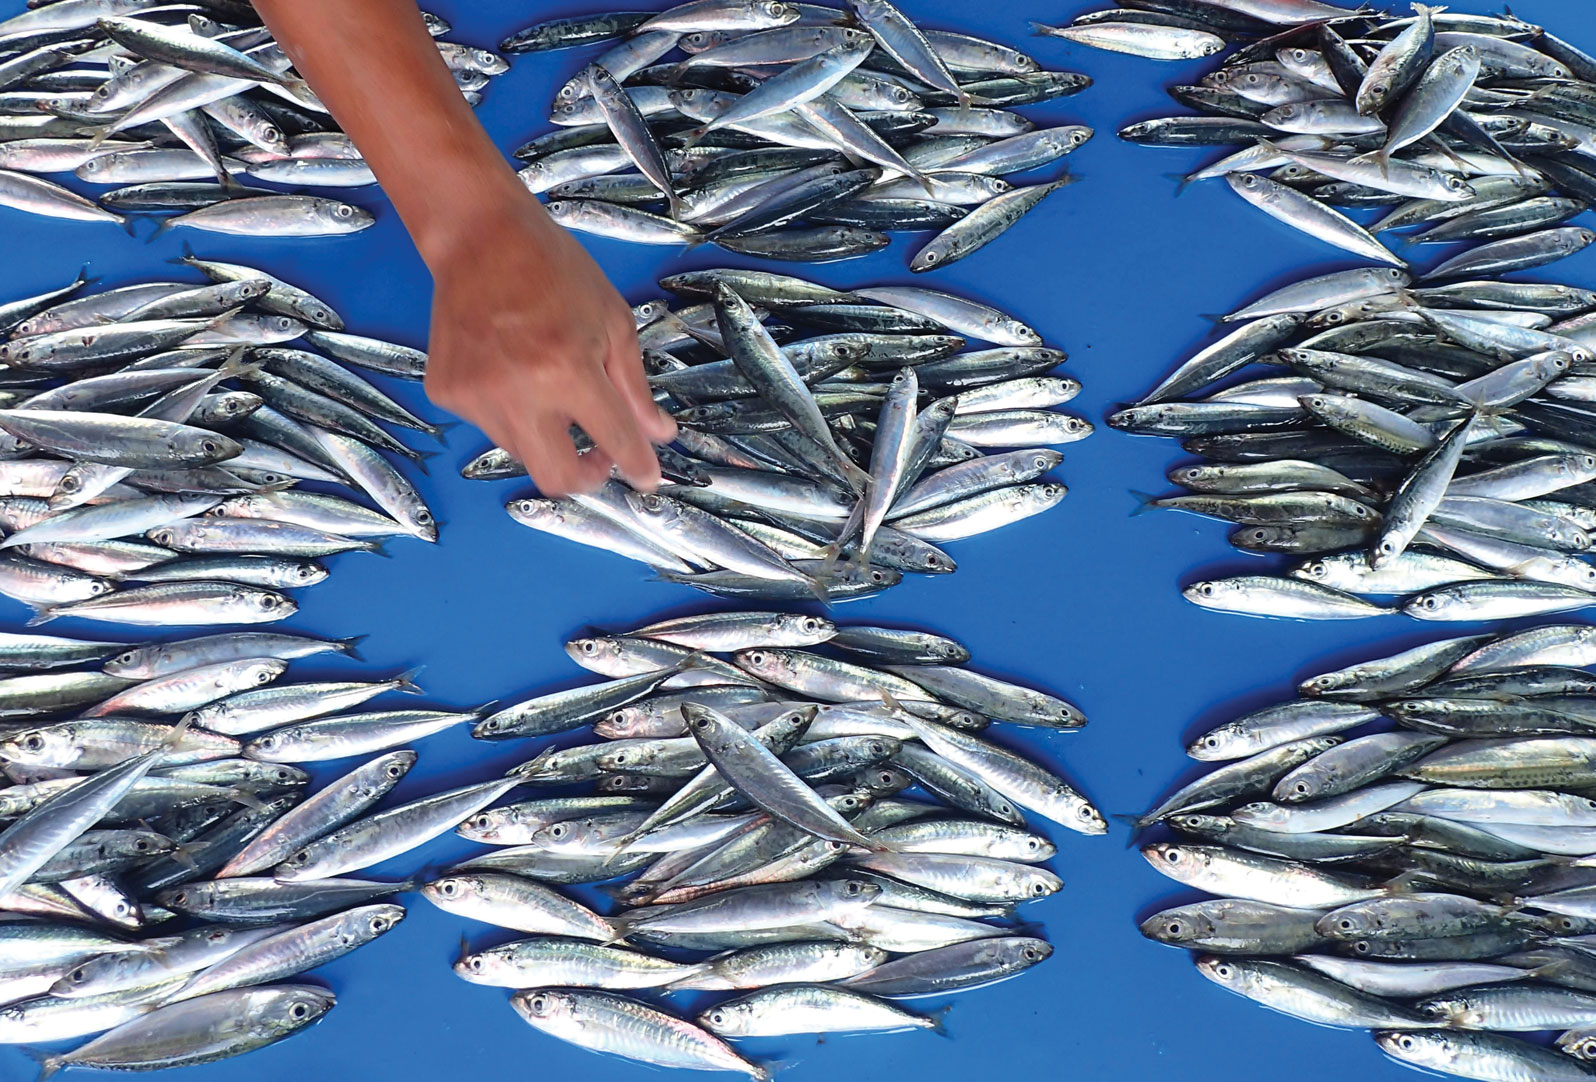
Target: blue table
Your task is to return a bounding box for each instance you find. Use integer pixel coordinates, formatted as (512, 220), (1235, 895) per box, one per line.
(3, 1), (1594, 1079)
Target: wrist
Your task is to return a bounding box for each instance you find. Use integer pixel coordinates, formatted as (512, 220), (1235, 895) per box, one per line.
(406, 154), (551, 274)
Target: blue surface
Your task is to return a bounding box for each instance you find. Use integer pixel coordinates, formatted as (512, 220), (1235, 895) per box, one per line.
(5, 1), (1596, 1080)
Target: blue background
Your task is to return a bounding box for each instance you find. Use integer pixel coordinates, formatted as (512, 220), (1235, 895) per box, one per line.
(3, 1), (1595, 1079)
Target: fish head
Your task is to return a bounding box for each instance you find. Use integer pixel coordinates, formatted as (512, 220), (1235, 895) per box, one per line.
(1558, 1029), (1596, 1061)
(856, 765), (909, 794)
(699, 999), (757, 1037)
(170, 427), (238, 466)
(770, 612), (834, 646)
(565, 635), (628, 673)
(113, 829), (175, 860)
(50, 949), (148, 998)
(154, 881), (214, 912)
(1140, 906), (1217, 945)
(822, 877), (882, 907)
(510, 988), (579, 1025)
(352, 903), (406, 941)
(1142, 842), (1209, 877)
(0, 724), (76, 767)
(313, 200), (373, 232)
(260, 986), (335, 1036)
(1378, 1030), (1464, 1073)
(423, 874), (487, 908)
(1194, 955), (1250, 990)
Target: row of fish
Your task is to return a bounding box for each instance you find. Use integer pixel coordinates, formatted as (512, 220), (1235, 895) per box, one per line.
(430, 608), (1098, 1078)
(0, 626), (497, 1076)
(1096, 2), (1596, 622)
(1087, 3), (1596, 275)
(0, 259), (436, 626)
(1110, 249), (1596, 622)
(0, 1), (503, 234)
(470, 267), (1088, 600)
(1138, 622), (1596, 1081)
(501, 0), (1090, 267)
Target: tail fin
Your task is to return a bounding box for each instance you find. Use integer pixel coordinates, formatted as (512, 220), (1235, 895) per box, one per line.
(391, 666), (424, 695)
(25, 606), (58, 627)
(1129, 489), (1160, 517)
(336, 634), (367, 660)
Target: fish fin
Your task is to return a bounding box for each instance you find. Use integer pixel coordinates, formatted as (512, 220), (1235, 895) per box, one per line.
(927, 1005), (953, 1037)
(362, 539), (391, 558)
(1128, 489), (1161, 517)
(166, 243), (197, 268)
(392, 666), (424, 695)
(145, 216), (174, 244)
(471, 700), (500, 718)
(336, 634), (367, 660)
(681, 126), (710, 148)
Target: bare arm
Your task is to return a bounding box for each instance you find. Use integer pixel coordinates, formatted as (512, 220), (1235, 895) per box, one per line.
(251, 0), (675, 495)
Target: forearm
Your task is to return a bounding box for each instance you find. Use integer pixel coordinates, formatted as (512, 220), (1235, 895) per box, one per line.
(250, 0), (547, 269)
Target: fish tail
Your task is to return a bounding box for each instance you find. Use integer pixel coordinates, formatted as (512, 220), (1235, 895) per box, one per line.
(24, 606), (58, 627)
(363, 539), (392, 558)
(927, 1005), (953, 1037)
(166, 242), (198, 268)
(392, 666), (425, 695)
(1164, 172), (1195, 197)
(228, 786), (267, 812)
(1027, 20), (1052, 35)
(1128, 489), (1161, 517)
(336, 634), (367, 659)
(24, 1049), (63, 1082)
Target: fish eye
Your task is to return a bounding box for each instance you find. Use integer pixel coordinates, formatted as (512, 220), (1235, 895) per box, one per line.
(550, 823), (568, 838)
(439, 880), (458, 896)
(1215, 964), (1233, 978)
(290, 1002), (310, 1021)
(370, 916), (388, 932)
(709, 1010), (726, 1025)
(1165, 921), (1183, 936)
(1030, 881), (1047, 895)
(335, 205), (353, 218)
(1024, 947), (1042, 960)
(23, 735), (42, 751)
(1164, 849), (1182, 864)
(1398, 1036), (1415, 1051)
(387, 764), (404, 779)
(201, 440), (218, 454)
(172, 891), (188, 905)
(529, 993), (545, 1011)
(134, 838), (150, 852)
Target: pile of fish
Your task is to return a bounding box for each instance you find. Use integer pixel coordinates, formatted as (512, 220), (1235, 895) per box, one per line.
(430, 609), (1098, 1077)
(1062, 3), (1596, 271)
(0, 260), (436, 626)
(1137, 623), (1596, 1081)
(0, 3), (503, 233)
(502, 0), (1091, 267)
(0, 627), (493, 1076)
(470, 267), (1087, 601)
(1108, 250), (1596, 623)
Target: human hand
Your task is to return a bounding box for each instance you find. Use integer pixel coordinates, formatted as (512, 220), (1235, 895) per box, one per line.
(423, 191), (676, 497)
